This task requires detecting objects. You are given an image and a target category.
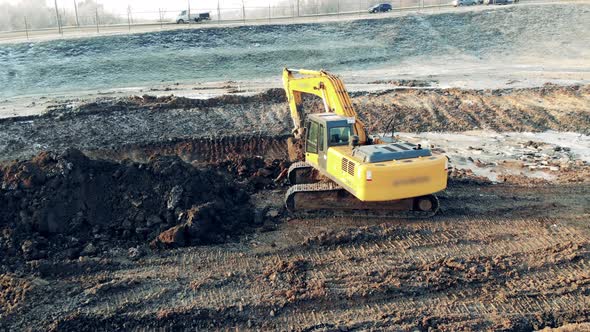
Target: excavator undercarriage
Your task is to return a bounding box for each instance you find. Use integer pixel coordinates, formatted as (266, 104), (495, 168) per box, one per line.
(285, 162), (440, 218)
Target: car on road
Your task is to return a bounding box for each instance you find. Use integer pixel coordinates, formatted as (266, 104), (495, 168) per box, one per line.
(368, 3), (392, 13)
(175, 11), (211, 23)
(452, 0), (478, 6)
(484, 0), (516, 4)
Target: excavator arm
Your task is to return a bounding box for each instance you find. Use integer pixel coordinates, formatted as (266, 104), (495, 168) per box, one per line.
(282, 68), (369, 145)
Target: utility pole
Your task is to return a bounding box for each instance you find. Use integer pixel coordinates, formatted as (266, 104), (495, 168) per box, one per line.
(159, 8), (163, 28)
(24, 16), (29, 39)
(188, 0), (191, 26)
(95, 0), (99, 33)
(241, 0), (245, 23)
(217, 0), (221, 23)
(297, 0), (299, 16)
(127, 5), (131, 31)
(73, 0), (80, 27)
(54, 0), (62, 34)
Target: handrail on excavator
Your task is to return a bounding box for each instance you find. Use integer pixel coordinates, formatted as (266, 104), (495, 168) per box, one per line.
(285, 68), (325, 76)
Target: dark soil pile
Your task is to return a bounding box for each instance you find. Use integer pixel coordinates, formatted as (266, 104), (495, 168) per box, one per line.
(214, 156), (288, 189)
(0, 149), (256, 272)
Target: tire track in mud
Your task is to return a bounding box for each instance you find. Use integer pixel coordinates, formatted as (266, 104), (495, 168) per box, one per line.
(84, 135), (290, 165)
(33, 213), (590, 331)
(267, 218), (590, 330)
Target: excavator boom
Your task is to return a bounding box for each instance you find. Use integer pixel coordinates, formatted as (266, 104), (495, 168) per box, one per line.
(282, 68), (368, 144)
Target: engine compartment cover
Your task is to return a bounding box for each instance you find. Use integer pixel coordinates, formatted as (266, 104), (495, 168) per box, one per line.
(352, 142), (431, 163)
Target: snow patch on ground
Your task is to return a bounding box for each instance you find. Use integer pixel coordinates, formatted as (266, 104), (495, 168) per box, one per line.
(398, 131), (590, 182)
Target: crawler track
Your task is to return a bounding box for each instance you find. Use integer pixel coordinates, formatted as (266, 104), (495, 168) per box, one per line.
(285, 160), (440, 218)
(285, 182), (440, 219)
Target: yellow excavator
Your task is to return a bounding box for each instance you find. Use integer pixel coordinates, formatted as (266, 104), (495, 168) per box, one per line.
(282, 68), (448, 217)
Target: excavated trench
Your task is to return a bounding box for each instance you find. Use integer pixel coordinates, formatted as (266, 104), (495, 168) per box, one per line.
(84, 135), (290, 165)
(1, 84), (590, 163)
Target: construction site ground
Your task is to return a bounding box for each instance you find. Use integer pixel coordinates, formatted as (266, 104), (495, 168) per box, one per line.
(1, 3), (590, 331)
(1, 82), (589, 331)
(3, 182), (590, 331)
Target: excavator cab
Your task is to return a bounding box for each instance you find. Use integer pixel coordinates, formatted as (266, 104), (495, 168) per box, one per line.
(304, 113), (354, 170)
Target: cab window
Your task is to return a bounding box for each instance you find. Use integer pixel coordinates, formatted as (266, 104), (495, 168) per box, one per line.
(329, 127), (350, 146)
(181, 10), (187, 15)
(306, 121), (319, 153)
(319, 124), (324, 151)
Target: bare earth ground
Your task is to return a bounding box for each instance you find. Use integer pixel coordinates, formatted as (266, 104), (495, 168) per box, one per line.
(1, 3), (590, 329)
(1, 84), (589, 162)
(1, 82), (590, 330)
(2, 181), (590, 330)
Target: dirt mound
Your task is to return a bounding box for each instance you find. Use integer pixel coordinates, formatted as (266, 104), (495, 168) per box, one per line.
(0, 149), (257, 272)
(37, 88), (287, 120)
(448, 168), (492, 185)
(368, 79), (438, 87)
(291, 84), (590, 134)
(357, 84), (590, 134)
(130, 88), (287, 110)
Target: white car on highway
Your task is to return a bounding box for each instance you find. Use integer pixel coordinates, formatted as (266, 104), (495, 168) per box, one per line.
(453, 0), (478, 6)
(175, 10), (211, 23)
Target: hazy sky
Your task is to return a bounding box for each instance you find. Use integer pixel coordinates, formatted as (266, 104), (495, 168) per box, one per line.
(0, 0), (256, 13)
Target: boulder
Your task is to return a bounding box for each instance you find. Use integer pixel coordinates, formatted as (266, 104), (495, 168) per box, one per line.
(81, 243), (97, 256)
(151, 224), (188, 248)
(167, 185), (184, 210)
